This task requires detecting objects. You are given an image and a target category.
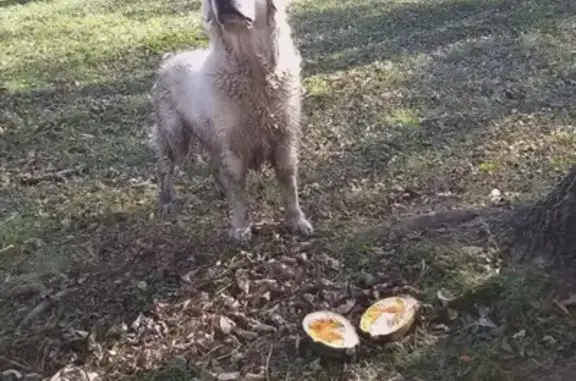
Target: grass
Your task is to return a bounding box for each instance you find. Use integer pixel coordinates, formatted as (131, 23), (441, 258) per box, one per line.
(1, 0), (576, 380)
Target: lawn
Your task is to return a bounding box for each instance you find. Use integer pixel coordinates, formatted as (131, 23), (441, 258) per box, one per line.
(1, 0), (575, 380)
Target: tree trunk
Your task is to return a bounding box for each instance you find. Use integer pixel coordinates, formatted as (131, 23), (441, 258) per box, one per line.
(513, 166), (576, 265)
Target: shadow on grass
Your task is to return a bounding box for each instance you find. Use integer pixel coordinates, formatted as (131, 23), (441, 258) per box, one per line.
(295, 0), (576, 212)
(0, 74), (153, 173)
(0, 0), (49, 7)
(396, 264), (576, 381)
(292, 0), (576, 76)
(114, 0), (202, 20)
(0, 200), (235, 375)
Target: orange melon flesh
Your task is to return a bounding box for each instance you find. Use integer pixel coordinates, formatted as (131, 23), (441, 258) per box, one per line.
(302, 311), (359, 349)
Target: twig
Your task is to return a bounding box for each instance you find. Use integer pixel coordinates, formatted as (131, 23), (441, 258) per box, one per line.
(0, 245), (15, 254)
(19, 166), (87, 185)
(0, 355), (31, 372)
(186, 361), (218, 381)
(552, 299), (571, 317)
(265, 344), (273, 381)
(1, 283), (47, 299)
(16, 288), (75, 334)
(559, 294), (576, 308)
(530, 357), (552, 371)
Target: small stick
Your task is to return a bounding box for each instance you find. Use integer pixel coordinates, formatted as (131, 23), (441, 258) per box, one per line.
(0, 355), (31, 372)
(19, 166), (86, 185)
(0, 245), (14, 254)
(2, 283), (47, 299)
(265, 344), (273, 381)
(16, 288), (75, 334)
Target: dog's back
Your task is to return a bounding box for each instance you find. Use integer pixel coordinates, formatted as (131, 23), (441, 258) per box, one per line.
(150, 49), (218, 162)
(154, 50), (214, 137)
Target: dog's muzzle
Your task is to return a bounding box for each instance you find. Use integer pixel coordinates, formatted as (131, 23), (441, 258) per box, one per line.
(213, 0), (254, 26)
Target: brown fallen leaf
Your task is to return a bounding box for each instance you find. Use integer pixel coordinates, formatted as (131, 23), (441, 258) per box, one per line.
(447, 308), (459, 320)
(335, 299), (356, 315)
(222, 295), (240, 311)
(560, 294), (576, 308)
(251, 321), (277, 334)
(317, 253), (341, 270)
(181, 269), (200, 284)
(24, 373), (43, 381)
(243, 372), (265, 381)
(236, 271), (251, 294)
(296, 252), (308, 263)
(216, 372), (240, 381)
(219, 316), (236, 335)
(267, 313), (287, 327)
(552, 299), (571, 316)
(234, 328), (258, 341)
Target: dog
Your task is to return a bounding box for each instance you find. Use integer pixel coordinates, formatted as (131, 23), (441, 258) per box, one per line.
(148, 0), (313, 242)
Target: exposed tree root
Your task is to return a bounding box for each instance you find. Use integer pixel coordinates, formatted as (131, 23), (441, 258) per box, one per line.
(378, 166), (576, 268)
(16, 288), (76, 334)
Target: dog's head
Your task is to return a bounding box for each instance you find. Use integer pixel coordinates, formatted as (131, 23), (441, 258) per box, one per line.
(202, 0), (286, 31)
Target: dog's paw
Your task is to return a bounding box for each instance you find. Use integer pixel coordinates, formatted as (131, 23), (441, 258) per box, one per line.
(228, 226), (253, 242)
(157, 202), (174, 216)
(157, 192), (174, 215)
(286, 216), (314, 236)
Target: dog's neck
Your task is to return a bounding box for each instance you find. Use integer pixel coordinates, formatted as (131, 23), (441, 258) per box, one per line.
(208, 12), (299, 75)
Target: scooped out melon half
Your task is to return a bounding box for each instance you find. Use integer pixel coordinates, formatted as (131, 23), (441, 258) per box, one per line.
(302, 310), (359, 357)
(359, 295), (420, 341)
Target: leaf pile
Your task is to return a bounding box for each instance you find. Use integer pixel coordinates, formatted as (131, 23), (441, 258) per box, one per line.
(0, 234), (416, 380)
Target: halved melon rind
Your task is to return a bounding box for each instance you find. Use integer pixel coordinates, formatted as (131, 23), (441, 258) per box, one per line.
(359, 296), (420, 339)
(302, 311), (360, 349)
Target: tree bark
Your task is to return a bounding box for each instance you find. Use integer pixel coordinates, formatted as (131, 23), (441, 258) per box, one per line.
(513, 166), (576, 265)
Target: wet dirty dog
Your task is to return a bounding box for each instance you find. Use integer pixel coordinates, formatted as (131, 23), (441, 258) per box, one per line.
(149, 0), (313, 242)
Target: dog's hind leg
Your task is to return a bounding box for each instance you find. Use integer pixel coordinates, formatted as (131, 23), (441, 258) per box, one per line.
(208, 149), (228, 199)
(157, 153), (176, 214)
(153, 111), (190, 215)
(272, 141), (313, 237)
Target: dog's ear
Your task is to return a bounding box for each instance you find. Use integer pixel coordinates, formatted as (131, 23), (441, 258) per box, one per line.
(267, 0), (289, 18)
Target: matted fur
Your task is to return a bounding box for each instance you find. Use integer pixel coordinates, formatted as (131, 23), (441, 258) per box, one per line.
(148, 0), (313, 241)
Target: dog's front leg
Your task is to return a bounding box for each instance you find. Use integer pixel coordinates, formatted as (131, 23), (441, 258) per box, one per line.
(208, 149), (228, 199)
(273, 142), (313, 237)
(221, 150), (252, 242)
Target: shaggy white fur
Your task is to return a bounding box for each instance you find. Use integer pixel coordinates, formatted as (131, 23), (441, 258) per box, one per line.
(149, 0), (313, 242)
